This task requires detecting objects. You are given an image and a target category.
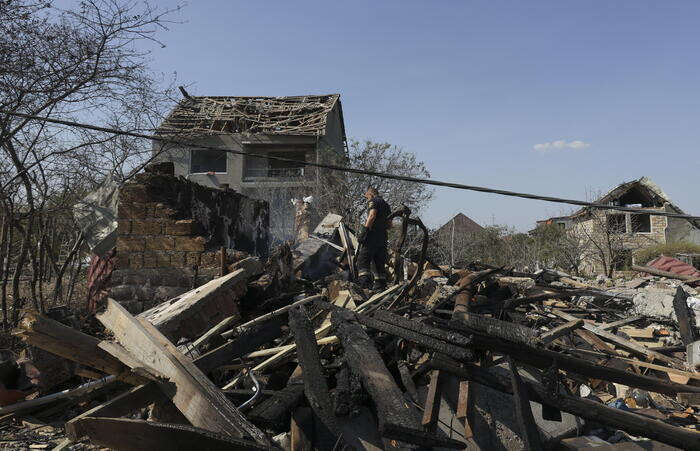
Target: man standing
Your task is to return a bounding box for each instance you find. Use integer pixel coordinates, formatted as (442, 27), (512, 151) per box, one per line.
(357, 187), (391, 290)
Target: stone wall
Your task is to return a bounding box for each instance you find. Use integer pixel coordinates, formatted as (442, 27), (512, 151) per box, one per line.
(110, 170), (269, 312)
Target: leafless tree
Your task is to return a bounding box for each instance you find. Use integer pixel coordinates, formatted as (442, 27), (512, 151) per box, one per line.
(0, 0), (181, 326)
(314, 139), (434, 229)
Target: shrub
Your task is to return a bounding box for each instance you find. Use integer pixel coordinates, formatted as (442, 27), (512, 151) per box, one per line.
(634, 241), (700, 265)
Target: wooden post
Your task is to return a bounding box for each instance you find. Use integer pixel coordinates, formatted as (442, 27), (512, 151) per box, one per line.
(97, 298), (270, 446)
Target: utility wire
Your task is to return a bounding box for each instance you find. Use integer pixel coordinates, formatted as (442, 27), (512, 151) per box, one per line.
(2, 109), (699, 221)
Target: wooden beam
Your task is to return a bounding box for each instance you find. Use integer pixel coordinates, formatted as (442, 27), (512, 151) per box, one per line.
(357, 313), (473, 362)
(338, 222), (357, 280)
(448, 323), (700, 396)
(139, 268), (248, 342)
(431, 356), (700, 451)
(14, 312), (148, 385)
(195, 318), (283, 373)
(421, 369), (443, 432)
(96, 298), (270, 446)
(672, 286), (695, 346)
(537, 319), (583, 345)
(66, 384), (164, 441)
(288, 305), (338, 435)
(331, 309), (463, 449)
(550, 309), (683, 367)
(507, 357), (543, 450)
(599, 315), (645, 330)
(73, 417), (268, 451)
(218, 294), (323, 341)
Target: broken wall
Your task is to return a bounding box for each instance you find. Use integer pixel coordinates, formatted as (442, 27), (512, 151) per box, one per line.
(110, 171), (269, 312)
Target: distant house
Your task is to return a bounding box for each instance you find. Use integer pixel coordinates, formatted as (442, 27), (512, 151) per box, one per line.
(436, 213), (484, 239)
(153, 93), (347, 239)
(536, 176), (700, 274)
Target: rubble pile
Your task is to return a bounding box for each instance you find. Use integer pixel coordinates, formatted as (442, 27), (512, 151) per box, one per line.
(2, 212), (700, 450)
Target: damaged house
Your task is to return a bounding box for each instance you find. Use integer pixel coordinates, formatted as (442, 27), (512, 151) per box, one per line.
(538, 176), (700, 275)
(153, 93), (348, 240)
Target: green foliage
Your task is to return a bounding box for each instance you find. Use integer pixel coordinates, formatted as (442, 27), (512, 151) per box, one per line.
(634, 241), (700, 265)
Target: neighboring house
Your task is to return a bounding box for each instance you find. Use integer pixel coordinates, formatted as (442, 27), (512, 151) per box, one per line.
(153, 93), (347, 239)
(535, 215), (572, 230)
(435, 213), (484, 240)
(433, 213), (484, 266)
(537, 176), (700, 274)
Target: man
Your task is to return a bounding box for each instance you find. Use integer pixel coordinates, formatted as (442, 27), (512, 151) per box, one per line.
(356, 187), (391, 290)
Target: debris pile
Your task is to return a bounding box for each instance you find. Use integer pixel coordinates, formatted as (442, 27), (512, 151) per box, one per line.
(2, 211), (700, 450)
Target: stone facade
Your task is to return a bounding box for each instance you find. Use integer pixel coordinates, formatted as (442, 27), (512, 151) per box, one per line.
(110, 171), (268, 312)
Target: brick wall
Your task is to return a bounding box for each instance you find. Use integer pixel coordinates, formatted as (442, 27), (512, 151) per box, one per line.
(110, 171), (269, 312)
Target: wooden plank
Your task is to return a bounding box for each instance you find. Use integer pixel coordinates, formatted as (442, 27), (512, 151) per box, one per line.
(331, 308), (464, 449)
(217, 294), (322, 341)
(357, 313), (473, 362)
(97, 341), (166, 381)
(338, 222), (357, 280)
(538, 319), (583, 344)
(507, 357), (543, 450)
(66, 384), (163, 441)
(672, 287), (695, 345)
(248, 383), (306, 431)
(195, 318), (283, 373)
(600, 315), (645, 330)
(575, 329), (617, 354)
(96, 298), (269, 446)
(431, 356), (700, 451)
(455, 326), (700, 396)
(15, 312), (148, 385)
(421, 369), (443, 432)
(290, 407), (314, 451)
(451, 310), (538, 345)
(223, 285), (401, 389)
(288, 305), (338, 435)
(551, 309), (682, 366)
(74, 417), (268, 451)
(139, 268), (248, 342)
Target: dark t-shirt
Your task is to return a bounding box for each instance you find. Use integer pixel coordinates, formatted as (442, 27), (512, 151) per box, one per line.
(366, 196), (390, 243)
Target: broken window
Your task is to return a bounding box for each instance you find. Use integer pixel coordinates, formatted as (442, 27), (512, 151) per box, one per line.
(243, 149), (308, 179)
(607, 214), (626, 233)
(191, 148), (227, 173)
(630, 213), (651, 233)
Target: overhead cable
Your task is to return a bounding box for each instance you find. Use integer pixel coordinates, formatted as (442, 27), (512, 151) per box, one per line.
(1, 109), (698, 221)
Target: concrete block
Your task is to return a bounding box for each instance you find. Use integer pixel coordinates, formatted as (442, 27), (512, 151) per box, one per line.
(687, 341), (700, 371)
(117, 201), (147, 219)
(175, 236), (206, 252)
(145, 236), (175, 251)
(119, 184), (148, 203)
(165, 219), (197, 236)
(116, 236), (145, 252)
(117, 219), (131, 235)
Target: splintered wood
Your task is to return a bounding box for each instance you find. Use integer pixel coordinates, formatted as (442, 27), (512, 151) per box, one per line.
(10, 228), (700, 450)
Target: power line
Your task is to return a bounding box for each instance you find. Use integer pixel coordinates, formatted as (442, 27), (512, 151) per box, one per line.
(2, 109), (699, 221)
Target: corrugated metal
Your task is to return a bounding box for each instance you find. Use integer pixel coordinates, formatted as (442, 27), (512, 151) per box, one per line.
(647, 255), (700, 278)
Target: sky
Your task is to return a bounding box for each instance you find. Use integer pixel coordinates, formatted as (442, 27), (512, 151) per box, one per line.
(136, 1), (699, 230)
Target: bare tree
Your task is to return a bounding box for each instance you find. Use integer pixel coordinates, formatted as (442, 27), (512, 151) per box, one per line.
(0, 0), (180, 325)
(314, 139), (434, 229)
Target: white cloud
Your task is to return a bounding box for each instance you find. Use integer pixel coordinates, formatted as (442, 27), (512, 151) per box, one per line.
(533, 139), (590, 152)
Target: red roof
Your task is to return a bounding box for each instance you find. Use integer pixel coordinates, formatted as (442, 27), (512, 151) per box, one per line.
(647, 255), (700, 278)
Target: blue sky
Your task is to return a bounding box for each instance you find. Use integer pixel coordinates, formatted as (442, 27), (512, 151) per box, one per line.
(140, 1), (699, 229)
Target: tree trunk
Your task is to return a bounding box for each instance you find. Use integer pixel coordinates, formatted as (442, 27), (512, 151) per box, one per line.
(1, 219), (13, 329)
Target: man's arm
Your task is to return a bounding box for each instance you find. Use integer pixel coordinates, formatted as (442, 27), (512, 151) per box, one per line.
(365, 208), (377, 229)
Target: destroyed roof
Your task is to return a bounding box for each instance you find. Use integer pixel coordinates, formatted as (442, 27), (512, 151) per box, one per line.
(566, 176), (700, 229)
(157, 94), (344, 137)
(436, 213), (484, 236)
